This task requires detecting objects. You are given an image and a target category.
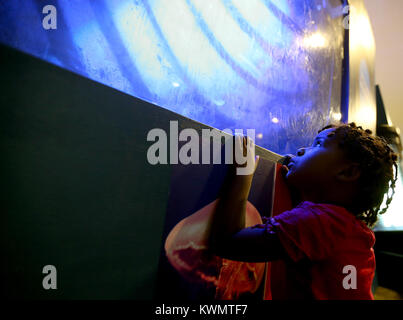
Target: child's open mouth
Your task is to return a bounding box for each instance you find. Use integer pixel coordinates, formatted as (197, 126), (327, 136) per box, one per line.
(282, 155), (295, 175)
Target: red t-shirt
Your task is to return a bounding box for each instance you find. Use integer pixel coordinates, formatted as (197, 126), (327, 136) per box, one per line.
(265, 201), (375, 300)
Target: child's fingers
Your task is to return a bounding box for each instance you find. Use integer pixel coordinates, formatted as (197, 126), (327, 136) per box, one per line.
(234, 134), (245, 165)
(243, 136), (249, 157)
(255, 155), (260, 170)
(234, 134), (243, 152)
(233, 134), (258, 175)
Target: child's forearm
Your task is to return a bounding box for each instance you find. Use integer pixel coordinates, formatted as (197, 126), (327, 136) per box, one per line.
(208, 172), (254, 247)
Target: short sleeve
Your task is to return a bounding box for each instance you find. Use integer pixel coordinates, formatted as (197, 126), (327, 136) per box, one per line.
(267, 202), (339, 262)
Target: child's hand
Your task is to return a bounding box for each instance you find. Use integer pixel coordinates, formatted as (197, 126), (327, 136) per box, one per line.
(233, 134), (259, 176)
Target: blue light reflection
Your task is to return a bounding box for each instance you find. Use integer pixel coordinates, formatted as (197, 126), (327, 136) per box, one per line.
(0, 0), (344, 154)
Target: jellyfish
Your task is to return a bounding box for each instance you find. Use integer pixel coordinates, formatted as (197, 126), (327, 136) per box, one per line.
(164, 199), (265, 300)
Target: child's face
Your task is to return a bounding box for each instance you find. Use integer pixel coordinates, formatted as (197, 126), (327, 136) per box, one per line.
(285, 128), (348, 194)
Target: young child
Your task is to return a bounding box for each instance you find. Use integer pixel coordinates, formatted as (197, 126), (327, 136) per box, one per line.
(208, 122), (398, 299)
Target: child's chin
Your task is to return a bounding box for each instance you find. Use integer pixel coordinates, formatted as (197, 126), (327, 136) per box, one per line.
(284, 171), (299, 188)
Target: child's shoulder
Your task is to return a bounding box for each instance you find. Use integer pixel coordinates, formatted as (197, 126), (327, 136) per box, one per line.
(295, 201), (357, 220)
(271, 201), (375, 260)
(275, 200), (372, 234)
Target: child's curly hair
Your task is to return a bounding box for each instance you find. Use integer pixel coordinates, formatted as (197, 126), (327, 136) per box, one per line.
(319, 122), (399, 227)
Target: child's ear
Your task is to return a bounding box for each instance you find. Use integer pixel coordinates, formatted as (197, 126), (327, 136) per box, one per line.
(336, 163), (361, 182)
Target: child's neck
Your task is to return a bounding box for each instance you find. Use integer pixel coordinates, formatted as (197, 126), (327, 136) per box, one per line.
(292, 188), (353, 210)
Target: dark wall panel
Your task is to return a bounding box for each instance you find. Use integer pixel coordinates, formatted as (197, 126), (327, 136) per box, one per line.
(1, 45), (174, 299)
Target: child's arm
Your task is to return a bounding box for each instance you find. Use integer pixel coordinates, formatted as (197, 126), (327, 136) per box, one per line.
(207, 136), (286, 262)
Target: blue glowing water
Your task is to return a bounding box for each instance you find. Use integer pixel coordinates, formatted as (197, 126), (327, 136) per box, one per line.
(0, 0), (345, 154)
